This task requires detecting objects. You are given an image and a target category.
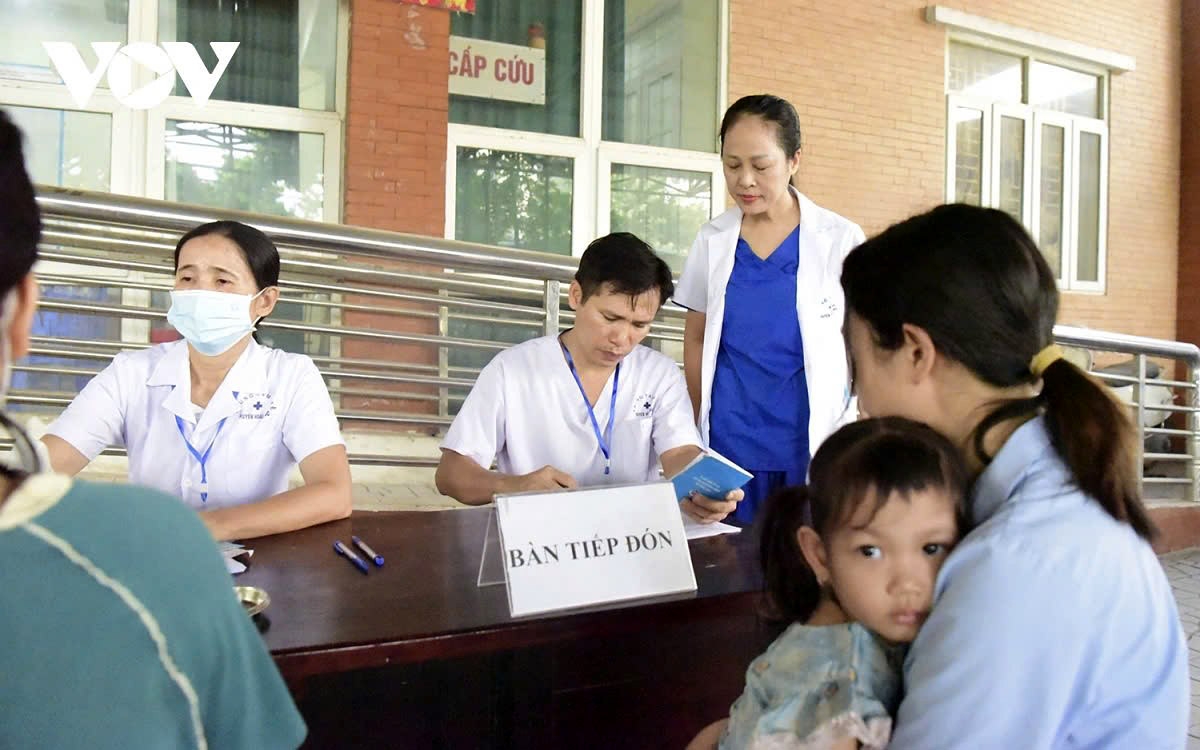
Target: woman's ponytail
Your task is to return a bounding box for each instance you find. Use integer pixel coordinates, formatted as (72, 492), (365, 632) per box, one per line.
(1039, 358), (1156, 540)
(842, 204), (1160, 542)
(758, 485), (820, 624)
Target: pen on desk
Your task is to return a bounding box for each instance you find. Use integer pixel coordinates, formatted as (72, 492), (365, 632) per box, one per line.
(333, 540), (370, 575)
(352, 535), (385, 567)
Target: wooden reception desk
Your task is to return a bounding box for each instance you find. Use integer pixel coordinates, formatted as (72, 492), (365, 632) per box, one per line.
(238, 507), (773, 748)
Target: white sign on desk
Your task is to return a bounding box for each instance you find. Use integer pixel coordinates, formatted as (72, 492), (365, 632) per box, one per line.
(495, 481), (697, 617)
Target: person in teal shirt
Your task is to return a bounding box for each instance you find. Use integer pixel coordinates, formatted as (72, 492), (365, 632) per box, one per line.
(0, 110), (305, 749)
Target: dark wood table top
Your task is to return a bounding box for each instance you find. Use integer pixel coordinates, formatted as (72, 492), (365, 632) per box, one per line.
(237, 507), (765, 681)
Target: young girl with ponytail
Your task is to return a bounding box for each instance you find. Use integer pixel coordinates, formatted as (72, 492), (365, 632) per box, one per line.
(689, 417), (966, 749)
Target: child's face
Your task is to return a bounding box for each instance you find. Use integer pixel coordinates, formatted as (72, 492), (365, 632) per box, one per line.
(818, 487), (960, 643)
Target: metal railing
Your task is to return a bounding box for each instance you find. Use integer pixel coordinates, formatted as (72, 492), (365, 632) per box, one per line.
(13, 187), (683, 469)
(10, 187), (1200, 502)
(1053, 326), (1200, 503)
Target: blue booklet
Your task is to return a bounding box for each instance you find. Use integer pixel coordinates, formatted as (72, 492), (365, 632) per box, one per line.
(670, 449), (753, 500)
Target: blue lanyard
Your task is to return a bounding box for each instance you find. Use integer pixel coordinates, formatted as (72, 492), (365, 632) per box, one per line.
(175, 415), (228, 503)
(561, 343), (619, 475)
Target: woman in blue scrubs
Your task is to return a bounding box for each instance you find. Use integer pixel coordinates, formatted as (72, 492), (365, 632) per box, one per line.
(675, 95), (865, 524)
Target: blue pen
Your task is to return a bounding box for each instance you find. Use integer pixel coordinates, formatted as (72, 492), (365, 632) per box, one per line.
(333, 540), (369, 575)
(352, 535), (385, 567)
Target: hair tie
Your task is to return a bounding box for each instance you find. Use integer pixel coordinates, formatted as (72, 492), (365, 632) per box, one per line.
(1030, 344), (1064, 377)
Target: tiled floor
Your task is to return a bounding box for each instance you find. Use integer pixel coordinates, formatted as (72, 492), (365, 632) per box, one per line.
(1160, 548), (1200, 747)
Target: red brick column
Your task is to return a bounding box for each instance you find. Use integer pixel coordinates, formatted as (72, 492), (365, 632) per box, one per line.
(345, 0), (449, 234)
(1178, 0), (1200, 348)
(341, 1), (453, 425)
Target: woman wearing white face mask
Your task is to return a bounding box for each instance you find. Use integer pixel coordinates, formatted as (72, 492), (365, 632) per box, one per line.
(42, 220), (352, 541)
(0, 112), (306, 748)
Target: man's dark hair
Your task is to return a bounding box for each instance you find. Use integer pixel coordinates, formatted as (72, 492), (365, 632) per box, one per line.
(575, 232), (674, 306)
(0, 110), (41, 297)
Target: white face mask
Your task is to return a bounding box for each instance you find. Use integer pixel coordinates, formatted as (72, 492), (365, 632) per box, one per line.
(167, 288), (265, 356)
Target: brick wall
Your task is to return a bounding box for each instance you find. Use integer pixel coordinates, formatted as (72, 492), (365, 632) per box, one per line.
(338, 1), (1183, 343)
(341, 0), (453, 422)
(727, 0), (1182, 341)
(345, 0), (449, 235)
(1178, 0), (1200, 348)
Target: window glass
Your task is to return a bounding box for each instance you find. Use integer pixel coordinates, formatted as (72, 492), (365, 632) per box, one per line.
(1038, 123), (1067, 277)
(165, 120), (325, 220)
(602, 0), (718, 152)
(159, 0), (339, 110)
(7, 106), (111, 190)
(449, 1), (582, 137)
(1030, 62), (1101, 119)
(1076, 131), (1101, 282)
(609, 163), (711, 272)
(454, 146), (573, 255)
(953, 107), (984, 205)
(0, 1), (127, 83)
(948, 43), (1022, 103)
(997, 115), (1025, 221)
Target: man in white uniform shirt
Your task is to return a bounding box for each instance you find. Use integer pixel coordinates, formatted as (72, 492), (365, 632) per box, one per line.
(436, 233), (742, 523)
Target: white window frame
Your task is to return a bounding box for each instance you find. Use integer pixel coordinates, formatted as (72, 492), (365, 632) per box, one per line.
(0, 0), (348, 222)
(0, 80), (138, 195)
(944, 95), (991, 206)
(595, 141), (724, 239)
(990, 103), (1033, 227)
(1069, 117), (1108, 292)
(445, 124), (592, 255)
(1030, 110), (1075, 287)
(445, 0), (728, 258)
(943, 35), (1114, 293)
(147, 97), (343, 221)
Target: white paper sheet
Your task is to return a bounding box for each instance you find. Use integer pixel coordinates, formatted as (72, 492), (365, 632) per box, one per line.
(682, 515), (742, 540)
(219, 541), (252, 575)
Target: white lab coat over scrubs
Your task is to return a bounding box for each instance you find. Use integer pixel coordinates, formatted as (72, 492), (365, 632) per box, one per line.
(673, 187), (864, 458)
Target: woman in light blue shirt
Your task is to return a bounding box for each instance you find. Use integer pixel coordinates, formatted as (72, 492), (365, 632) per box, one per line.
(840, 203), (1188, 748)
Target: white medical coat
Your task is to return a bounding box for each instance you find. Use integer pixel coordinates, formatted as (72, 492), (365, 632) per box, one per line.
(441, 335), (701, 486)
(673, 187), (864, 456)
(46, 339), (344, 509)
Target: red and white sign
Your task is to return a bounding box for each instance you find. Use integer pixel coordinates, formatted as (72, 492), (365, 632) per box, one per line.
(449, 36), (545, 106)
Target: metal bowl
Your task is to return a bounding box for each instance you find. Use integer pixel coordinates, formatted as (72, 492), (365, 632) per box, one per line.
(234, 585), (270, 617)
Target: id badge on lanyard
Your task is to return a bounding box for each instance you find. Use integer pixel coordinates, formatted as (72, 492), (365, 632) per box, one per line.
(561, 343), (619, 475)
(175, 415), (228, 502)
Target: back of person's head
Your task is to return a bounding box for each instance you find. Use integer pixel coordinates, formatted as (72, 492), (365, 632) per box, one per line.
(575, 231), (674, 306)
(841, 203), (1153, 540)
(719, 94), (802, 185)
(174, 220), (281, 291)
(0, 111), (40, 299)
(0, 110), (44, 475)
(759, 417), (967, 624)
